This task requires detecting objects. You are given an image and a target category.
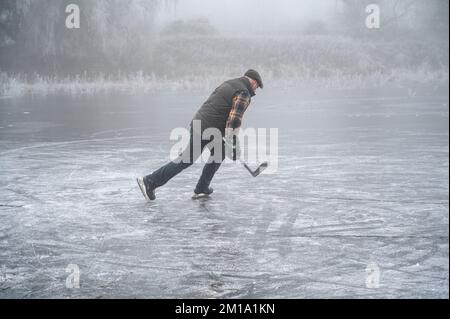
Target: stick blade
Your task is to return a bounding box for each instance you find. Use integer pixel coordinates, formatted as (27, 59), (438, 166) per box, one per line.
(252, 161), (269, 177)
(243, 161), (269, 177)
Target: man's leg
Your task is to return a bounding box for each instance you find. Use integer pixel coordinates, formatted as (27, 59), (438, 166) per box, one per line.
(194, 139), (225, 193)
(144, 126), (201, 190)
(144, 161), (191, 189)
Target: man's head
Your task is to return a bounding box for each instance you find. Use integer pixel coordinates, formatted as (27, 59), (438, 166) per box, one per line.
(244, 69), (263, 91)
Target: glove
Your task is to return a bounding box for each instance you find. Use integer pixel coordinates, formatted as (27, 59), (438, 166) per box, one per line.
(224, 134), (241, 161)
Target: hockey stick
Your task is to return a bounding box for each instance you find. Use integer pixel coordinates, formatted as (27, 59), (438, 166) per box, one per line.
(240, 159), (268, 177)
(223, 137), (268, 177)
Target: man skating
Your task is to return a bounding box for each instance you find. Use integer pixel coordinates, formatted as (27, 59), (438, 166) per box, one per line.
(137, 69), (263, 200)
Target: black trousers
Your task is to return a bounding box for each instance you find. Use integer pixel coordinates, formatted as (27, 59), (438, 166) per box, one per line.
(145, 124), (225, 191)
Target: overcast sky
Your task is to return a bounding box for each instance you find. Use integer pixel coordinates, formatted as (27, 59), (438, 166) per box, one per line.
(157, 0), (337, 34)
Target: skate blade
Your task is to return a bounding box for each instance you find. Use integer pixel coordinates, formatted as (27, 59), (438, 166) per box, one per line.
(191, 193), (211, 200)
(136, 178), (150, 202)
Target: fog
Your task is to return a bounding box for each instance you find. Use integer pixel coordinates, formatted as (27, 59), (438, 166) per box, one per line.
(0, 0), (448, 299)
(0, 0), (448, 87)
(157, 0), (335, 34)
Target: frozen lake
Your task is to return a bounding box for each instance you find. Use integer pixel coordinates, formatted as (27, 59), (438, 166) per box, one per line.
(0, 87), (448, 298)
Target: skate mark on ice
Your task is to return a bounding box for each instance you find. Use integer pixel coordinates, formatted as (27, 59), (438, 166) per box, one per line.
(0, 135), (162, 157)
(90, 127), (149, 138)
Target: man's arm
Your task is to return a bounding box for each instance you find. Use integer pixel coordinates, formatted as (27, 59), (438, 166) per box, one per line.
(225, 90), (251, 133)
(224, 91), (251, 160)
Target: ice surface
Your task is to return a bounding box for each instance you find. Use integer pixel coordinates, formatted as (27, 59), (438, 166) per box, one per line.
(0, 88), (448, 298)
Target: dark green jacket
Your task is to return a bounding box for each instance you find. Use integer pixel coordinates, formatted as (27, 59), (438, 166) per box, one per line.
(192, 77), (255, 134)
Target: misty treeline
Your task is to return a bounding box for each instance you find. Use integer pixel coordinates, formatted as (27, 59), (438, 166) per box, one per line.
(0, 0), (175, 74)
(0, 0), (448, 82)
(337, 0), (448, 36)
